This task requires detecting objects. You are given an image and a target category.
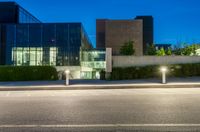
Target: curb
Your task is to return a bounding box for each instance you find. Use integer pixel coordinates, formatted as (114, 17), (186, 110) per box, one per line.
(0, 84), (200, 91)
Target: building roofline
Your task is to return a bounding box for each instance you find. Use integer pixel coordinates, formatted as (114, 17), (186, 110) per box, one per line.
(0, 1), (42, 23)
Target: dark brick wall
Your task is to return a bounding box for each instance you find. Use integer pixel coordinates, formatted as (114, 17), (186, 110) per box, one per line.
(105, 20), (143, 56)
(96, 19), (106, 48)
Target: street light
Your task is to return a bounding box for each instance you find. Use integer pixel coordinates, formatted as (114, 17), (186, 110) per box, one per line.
(65, 70), (70, 86)
(160, 66), (167, 84)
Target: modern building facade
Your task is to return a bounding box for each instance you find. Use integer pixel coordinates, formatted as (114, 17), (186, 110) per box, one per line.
(0, 2), (41, 24)
(135, 16), (154, 54)
(0, 2), (104, 79)
(0, 2), (157, 79)
(96, 16), (154, 55)
(80, 48), (106, 79)
(0, 2), (92, 66)
(1, 23), (92, 66)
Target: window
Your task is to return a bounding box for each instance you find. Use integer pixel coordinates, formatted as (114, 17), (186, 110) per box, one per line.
(12, 47), (57, 66)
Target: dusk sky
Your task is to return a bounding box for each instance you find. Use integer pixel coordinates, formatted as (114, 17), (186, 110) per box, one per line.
(2, 0), (200, 47)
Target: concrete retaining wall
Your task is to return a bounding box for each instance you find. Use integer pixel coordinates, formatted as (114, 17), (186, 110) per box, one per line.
(113, 56), (200, 67)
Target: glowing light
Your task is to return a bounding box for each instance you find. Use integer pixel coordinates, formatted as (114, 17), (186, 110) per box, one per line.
(160, 66), (167, 84)
(65, 70), (70, 74)
(160, 66), (167, 72)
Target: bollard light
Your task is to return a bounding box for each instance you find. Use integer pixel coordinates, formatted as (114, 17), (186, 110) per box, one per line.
(65, 70), (70, 86)
(160, 66), (167, 84)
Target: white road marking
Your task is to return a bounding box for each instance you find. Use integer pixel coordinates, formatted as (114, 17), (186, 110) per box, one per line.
(51, 92), (56, 96)
(1, 124), (200, 128)
(2, 88), (200, 97)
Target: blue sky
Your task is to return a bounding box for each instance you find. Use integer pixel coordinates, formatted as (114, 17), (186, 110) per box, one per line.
(2, 0), (200, 47)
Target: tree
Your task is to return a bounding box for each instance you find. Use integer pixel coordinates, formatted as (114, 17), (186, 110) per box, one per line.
(156, 48), (166, 56)
(173, 46), (182, 55)
(146, 44), (157, 55)
(120, 41), (135, 55)
(166, 48), (172, 55)
(181, 45), (194, 55)
(173, 44), (200, 56)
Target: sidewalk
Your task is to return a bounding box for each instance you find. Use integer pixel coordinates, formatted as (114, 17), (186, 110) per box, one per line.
(0, 77), (199, 91)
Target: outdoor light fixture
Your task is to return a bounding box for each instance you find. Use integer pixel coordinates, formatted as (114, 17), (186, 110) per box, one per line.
(160, 66), (167, 84)
(65, 70), (70, 86)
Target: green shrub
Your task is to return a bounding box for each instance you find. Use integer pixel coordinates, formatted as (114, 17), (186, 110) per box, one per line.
(100, 70), (106, 80)
(110, 63), (200, 80)
(120, 41), (135, 55)
(0, 66), (58, 81)
(169, 63), (200, 77)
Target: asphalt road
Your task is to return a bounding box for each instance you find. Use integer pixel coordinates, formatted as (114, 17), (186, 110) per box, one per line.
(1, 88), (200, 131)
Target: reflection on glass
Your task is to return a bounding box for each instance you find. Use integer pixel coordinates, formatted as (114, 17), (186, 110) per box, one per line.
(80, 50), (106, 69)
(80, 49), (106, 79)
(23, 48), (29, 65)
(12, 47), (57, 66)
(6, 23), (88, 66)
(30, 49), (36, 66)
(50, 47), (57, 66)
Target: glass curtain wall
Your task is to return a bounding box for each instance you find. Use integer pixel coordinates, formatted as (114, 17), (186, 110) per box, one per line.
(12, 47), (57, 66)
(18, 7), (41, 23)
(5, 23), (90, 66)
(80, 49), (106, 79)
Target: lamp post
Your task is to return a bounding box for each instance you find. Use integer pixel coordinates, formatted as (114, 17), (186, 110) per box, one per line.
(65, 70), (70, 86)
(160, 66), (167, 84)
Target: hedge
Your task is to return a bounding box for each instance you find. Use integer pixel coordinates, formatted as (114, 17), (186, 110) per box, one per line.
(0, 66), (58, 81)
(108, 63), (200, 80)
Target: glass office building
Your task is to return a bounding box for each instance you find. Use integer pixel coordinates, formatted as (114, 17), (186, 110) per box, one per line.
(80, 49), (106, 79)
(0, 2), (105, 79)
(0, 2), (41, 24)
(1, 23), (91, 66)
(0, 2), (92, 66)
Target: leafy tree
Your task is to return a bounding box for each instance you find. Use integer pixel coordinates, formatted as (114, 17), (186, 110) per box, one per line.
(120, 41), (135, 55)
(173, 44), (200, 56)
(181, 45), (194, 55)
(166, 48), (172, 55)
(146, 44), (157, 55)
(156, 48), (166, 56)
(173, 46), (182, 55)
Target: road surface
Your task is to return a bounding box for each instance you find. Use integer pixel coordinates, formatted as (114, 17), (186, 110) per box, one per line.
(1, 88), (200, 131)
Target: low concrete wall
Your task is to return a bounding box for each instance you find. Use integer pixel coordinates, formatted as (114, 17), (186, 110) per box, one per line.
(113, 56), (200, 67)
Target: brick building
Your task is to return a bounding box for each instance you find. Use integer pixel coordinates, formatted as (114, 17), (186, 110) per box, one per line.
(96, 16), (153, 56)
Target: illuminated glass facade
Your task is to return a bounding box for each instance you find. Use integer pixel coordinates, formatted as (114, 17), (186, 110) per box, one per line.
(0, 23), (91, 66)
(12, 47), (57, 66)
(80, 49), (106, 79)
(81, 49), (106, 69)
(0, 2), (105, 79)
